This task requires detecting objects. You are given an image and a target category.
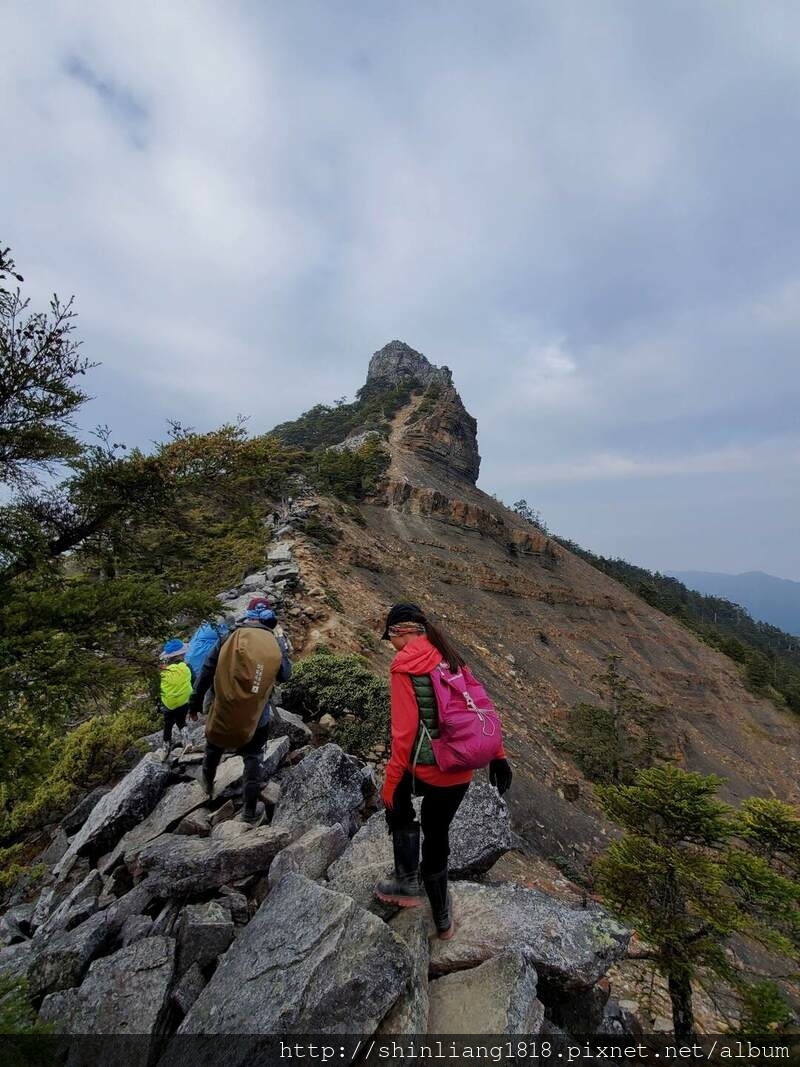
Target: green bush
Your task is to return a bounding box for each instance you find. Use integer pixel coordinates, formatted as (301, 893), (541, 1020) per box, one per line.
(731, 980), (795, 1035)
(0, 702), (156, 843)
(281, 649), (390, 758)
(0, 976), (54, 1037)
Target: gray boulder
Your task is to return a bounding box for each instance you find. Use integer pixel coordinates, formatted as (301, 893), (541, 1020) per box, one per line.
(0, 903), (34, 946)
(428, 881), (630, 988)
(0, 940), (34, 982)
(27, 911), (111, 997)
(120, 914), (154, 946)
(427, 948), (544, 1034)
(175, 872), (411, 1037)
(272, 743), (374, 837)
(54, 754), (171, 877)
(35, 870), (103, 939)
(134, 827), (291, 896)
(39, 935), (175, 1045)
(176, 901), (234, 977)
(30, 885), (58, 931)
(240, 570), (269, 590)
(36, 828), (70, 867)
(172, 962), (207, 1016)
(176, 809), (211, 836)
(60, 787), (111, 835)
(268, 823), (348, 887)
(104, 758), (244, 868)
(379, 909), (430, 1034)
(267, 542), (293, 563)
(269, 706), (312, 747)
(447, 782), (514, 877)
(262, 735), (291, 778)
(217, 887), (250, 926)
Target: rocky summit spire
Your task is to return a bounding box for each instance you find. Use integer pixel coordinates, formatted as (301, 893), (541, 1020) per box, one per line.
(365, 340), (481, 486)
(365, 341), (449, 392)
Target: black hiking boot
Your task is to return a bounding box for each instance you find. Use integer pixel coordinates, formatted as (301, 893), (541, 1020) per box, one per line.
(201, 759), (215, 801)
(238, 779), (265, 827)
(423, 867), (455, 939)
(374, 823), (422, 907)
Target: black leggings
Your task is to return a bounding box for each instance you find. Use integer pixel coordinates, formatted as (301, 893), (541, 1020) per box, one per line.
(386, 771), (469, 875)
(203, 722), (271, 801)
(162, 704), (188, 744)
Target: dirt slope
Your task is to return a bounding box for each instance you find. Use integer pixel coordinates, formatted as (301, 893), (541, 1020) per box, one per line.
(284, 351), (800, 874)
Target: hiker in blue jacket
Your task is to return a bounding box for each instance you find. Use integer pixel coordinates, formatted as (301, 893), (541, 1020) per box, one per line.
(189, 604), (292, 824)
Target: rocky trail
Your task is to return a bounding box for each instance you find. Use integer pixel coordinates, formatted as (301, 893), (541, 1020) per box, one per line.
(0, 519), (637, 1055)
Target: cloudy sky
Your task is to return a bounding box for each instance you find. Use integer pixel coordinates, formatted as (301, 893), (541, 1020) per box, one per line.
(3, 1), (799, 579)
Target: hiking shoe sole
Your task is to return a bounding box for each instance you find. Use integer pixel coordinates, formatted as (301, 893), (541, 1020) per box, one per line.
(374, 891), (422, 907)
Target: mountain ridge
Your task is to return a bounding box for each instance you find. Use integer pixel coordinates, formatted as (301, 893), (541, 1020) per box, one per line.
(669, 569), (800, 637)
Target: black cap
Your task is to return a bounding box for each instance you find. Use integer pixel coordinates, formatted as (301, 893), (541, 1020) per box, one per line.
(381, 602), (427, 640)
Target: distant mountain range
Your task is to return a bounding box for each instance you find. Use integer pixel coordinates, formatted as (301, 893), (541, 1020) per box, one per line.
(668, 570), (800, 637)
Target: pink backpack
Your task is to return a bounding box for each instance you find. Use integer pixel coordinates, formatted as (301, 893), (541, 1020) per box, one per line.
(422, 662), (503, 772)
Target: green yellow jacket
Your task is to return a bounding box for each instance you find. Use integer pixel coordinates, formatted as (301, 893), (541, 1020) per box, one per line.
(160, 662), (192, 710)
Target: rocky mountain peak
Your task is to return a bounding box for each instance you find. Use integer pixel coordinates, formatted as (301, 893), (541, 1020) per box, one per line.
(365, 341), (481, 486)
(364, 340), (450, 392)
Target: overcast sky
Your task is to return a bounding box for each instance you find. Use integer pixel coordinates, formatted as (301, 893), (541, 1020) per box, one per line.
(3, 1), (799, 579)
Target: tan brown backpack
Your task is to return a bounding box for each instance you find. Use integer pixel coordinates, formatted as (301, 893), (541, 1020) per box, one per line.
(206, 625), (283, 748)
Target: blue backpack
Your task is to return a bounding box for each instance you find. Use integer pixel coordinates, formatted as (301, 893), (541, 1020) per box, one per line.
(185, 622), (229, 679)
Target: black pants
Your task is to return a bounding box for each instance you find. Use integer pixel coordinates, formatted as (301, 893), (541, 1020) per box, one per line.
(386, 771), (469, 875)
(203, 722), (271, 802)
(162, 704), (188, 745)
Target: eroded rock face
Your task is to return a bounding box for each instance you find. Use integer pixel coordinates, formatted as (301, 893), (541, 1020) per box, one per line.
(39, 935), (176, 1045)
(427, 948), (544, 1035)
(271, 743), (374, 837)
(427, 881), (630, 988)
(175, 872), (412, 1036)
(400, 380), (481, 485)
(54, 755), (171, 877)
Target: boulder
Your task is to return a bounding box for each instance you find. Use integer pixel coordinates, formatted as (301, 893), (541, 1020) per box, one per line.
(0, 940), (35, 982)
(269, 707), (311, 748)
(0, 903), (34, 946)
(60, 786), (112, 835)
(172, 961), (207, 1016)
(105, 758), (244, 868)
(262, 735), (290, 777)
(36, 827), (70, 867)
(175, 872), (412, 1036)
(217, 887), (250, 926)
(266, 543), (293, 563)
(53, 755), (171, 877)
(30, 886), (58, 931)
(379, 909), (430, 1034)
(209, 800), (235, 827)
(134, 827), (291, 896)
(427, 948), (544, 1034)
(268, 824), (348, 887)
(447, 782), (514, 877)
(240, 571), (269, 590)
(35, 870), (103, 939)
(176, 901), (234, 977)
(427, 881), (630, 988)
(176, 809), (211, 836)
(272, 744), (374, 837)
(39, 935), (176, 1045)
(210, 819), (251, 841)
(120, 914), (154, 947)
(27, 912), (111, 997)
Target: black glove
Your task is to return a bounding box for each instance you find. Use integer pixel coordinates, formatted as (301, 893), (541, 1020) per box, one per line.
(489, 758), (513, 795)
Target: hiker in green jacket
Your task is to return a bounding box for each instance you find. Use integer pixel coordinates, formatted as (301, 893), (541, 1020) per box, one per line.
(158, 638), (193, 761)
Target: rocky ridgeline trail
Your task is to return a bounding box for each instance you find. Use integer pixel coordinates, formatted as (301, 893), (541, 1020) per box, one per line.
(0, 518), (633, 1051)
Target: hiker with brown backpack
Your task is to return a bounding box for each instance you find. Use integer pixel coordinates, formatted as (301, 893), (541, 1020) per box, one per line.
(375, 603), (512, 939)
(188, 601), (292, 825)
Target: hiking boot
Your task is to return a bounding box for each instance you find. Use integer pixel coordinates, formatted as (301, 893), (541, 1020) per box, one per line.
(157, 742), (172, 764)
(374, 824), (422, 907)
(238, 801), (266, 827)
(423, 867), (455, 939)
(201, 764), (215, 801)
